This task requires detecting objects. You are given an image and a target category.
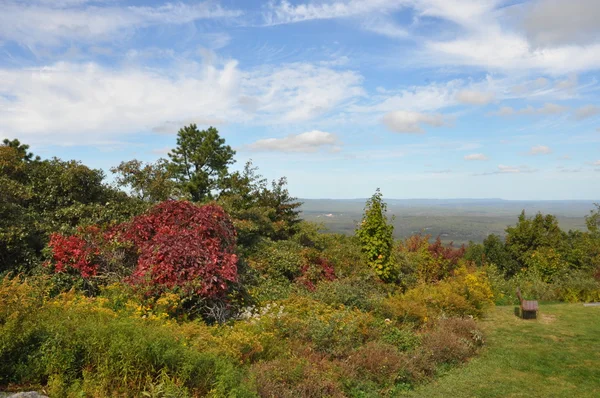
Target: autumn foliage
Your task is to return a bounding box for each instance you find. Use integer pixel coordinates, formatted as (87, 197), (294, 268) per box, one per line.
(47, 233), (99, 278)
(46, 201), (238, 298)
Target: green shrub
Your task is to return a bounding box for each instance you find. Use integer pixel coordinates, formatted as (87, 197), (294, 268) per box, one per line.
(309, 277), (386, 312)
(380, 266), (494, 324)
(553, 271), (600, 302)
(0, 278), (254, 397)
(249, 240), (304, 281)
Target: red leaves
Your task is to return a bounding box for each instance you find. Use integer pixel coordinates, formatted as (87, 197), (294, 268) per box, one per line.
(428, 236), (466, 266)
(48, 233), (99, 278)
(46, 201), (238, 299)
(298, 255), (336, 291)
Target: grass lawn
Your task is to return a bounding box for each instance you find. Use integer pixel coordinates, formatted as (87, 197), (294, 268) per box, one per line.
(402, 303), (600, 398)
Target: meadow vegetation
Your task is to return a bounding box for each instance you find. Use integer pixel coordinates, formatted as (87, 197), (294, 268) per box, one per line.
(1, 128), (600, 397)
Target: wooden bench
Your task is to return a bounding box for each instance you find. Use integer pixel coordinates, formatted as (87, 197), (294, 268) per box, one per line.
(516, 287), (538, 319)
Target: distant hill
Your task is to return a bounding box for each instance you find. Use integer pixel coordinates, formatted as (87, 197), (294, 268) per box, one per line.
(299, 199), (598, 244)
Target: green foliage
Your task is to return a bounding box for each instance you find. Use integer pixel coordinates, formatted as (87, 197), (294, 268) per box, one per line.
(380, 265), (495, 324)
(0, 276), (487, 397)
(219, 161), (303, 249)
(356, 189), (396, 281)
(111, 158), (184, 203)
(486, 265), (600, 305)
(0, 141), (142, 274)
(482, 234), (520, 277)
(168, 124), (236, 202)
(524, 246), (567, 283)
(309, 277), (386, 312)
(505, 211), (565, 271)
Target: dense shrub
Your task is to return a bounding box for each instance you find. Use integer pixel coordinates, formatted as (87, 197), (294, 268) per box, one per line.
(486, 265), (600, 305)
(422, 317), (483, 364)
(123, 201), (238, 298)
(46, 201), (239, 301)
(250, 357), (345, 398)
(380, 265), (494, 324)
(399, 234), (466, 283)
(0, 278), (254, 397)
(309, 277), (387, 312)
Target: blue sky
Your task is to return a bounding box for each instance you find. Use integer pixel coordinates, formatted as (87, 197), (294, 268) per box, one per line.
(1, 0), (599, 200)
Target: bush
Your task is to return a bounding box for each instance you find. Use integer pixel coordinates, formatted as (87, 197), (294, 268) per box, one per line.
(422, 317), (484, 364)
(381, 265), (494, 324)
(0, 277), (255, 397)
(250, 357), (345, 398)
(309, 277), (386, 312)
(398, 235), (466, 284)
(45, 201), (239, 303)
(553, 271), (600, 303)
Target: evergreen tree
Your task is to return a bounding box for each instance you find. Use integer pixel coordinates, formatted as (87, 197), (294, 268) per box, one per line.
(168, 125), (235, 202)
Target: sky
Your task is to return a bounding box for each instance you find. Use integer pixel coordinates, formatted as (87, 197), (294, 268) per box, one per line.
(1, 0), (599, 200)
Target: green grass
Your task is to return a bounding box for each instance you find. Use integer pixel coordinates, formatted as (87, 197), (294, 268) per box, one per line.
(402, 303), (600, 398)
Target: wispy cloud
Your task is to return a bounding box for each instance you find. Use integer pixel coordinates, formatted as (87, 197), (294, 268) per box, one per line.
(477, 164), (537, 175)
(382, 111), (448, 133)
(464, 153), (488, 161)
(0, 59), (365, 143)
(574, 105), (600, 120)
(456, 90), (495, 105)
(490, 103), (569, 117)
(247, 130), (340, 152)
(0, 1), (242, 47)
(529, 145), (552, 155)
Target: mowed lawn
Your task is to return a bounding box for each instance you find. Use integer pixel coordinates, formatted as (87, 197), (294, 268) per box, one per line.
(402, 303), (600, 398)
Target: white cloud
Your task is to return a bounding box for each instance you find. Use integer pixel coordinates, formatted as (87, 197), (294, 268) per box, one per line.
(264, 0), (600, 75)
(0, 61), (241, 143)
(242, 63), (364, 122)
(456, 90), (495, 105)
(360, 16), (409, 39)
(0, 60), (364, 143)
(247, 130), (339, 152)
(498, 165), (521, 173)
(593, 160), (600, 166)
(382, 111), (448, 133)
(496, 164), (536, 174)
(555, 74), (578, 90)
(426, 33), (600, 75)
(351, 80), (463, 115)
(0, 1), (242, 47)
(263, 0), (412, 39)
(490, 102), (569, 117)
(475, 164), (537, 175)
(537, 103), (570, 114)
(574, 105), (600, 120)
(529, 145), (552, 155)
(263, 0), (403, 25)
(464, 153), (488, 161)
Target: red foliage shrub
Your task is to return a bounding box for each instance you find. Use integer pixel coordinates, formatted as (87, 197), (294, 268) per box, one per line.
(298, 255), (336, 291)
(428, 237), (466, 267)
(401, 234), (467, 282)
(47, 233), (99, 278)
(47, 201), (238, 299)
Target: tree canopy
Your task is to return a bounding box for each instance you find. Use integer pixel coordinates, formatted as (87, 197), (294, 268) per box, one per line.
(168, 125), (235, 202)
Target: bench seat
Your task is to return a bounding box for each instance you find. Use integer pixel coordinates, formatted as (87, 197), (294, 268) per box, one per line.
(521, 300), (538, 312)
(516, 287), (539, 319)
